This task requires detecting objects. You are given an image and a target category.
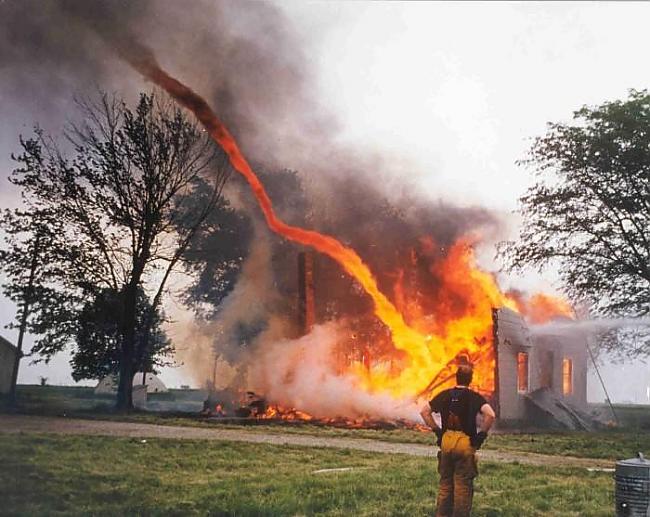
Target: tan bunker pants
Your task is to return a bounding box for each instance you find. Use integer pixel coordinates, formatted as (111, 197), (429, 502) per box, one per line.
(435, 430), (478, 517)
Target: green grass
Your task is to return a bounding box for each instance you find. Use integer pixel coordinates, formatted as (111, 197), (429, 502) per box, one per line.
(487, 430), (650, 460)
(0, 433), (613, 516)
(596, 403), (650, 429)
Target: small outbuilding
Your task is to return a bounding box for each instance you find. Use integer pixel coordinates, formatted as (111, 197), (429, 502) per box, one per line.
(94, 372), (168, 395)
(0, 336), (19, 395)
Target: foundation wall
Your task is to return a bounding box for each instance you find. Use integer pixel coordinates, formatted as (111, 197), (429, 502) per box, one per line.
(0, 336), (18, 394)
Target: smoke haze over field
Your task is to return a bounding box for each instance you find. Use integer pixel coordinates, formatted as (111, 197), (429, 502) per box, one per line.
(2, 1), (650, 393)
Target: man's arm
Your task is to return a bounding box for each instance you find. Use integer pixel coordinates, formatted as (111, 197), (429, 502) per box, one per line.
(420, 404), (444, 446)
(420, 404), (440, 431)
(471, 402), (496, 450)
(479, 403), (496, 433)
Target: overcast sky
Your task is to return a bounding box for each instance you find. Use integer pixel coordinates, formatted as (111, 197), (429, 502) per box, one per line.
(1, 1), (649, 397)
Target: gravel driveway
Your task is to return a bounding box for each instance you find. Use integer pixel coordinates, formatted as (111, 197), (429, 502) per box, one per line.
(0, 414), (613, 469)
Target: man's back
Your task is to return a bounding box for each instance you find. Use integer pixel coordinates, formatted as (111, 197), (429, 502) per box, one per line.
(429, 386), (487, 438)
(420, 365), (496, 517)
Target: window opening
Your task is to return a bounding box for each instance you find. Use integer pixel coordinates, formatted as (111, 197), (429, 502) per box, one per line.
(562, 358), (573, 395)
(517, 352), (529, 393)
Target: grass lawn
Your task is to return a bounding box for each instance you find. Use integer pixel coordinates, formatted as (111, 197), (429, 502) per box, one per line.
(0, 433), (613, 516)
(486, 430), (650, 460)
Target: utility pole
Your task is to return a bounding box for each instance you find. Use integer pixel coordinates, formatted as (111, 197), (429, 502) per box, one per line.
(9, 232), (41, 405)
(585, 339), (620, 425)
(297, 251), (315, 335)
(212, 351), (220, 391)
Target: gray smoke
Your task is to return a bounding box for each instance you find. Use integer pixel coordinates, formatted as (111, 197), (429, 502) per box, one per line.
(0, 0), (498, 227)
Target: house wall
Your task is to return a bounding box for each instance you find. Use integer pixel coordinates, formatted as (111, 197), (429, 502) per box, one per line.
(0, 336), (18, 394)
(494, 308), (590, 425)
(494, 308), (532, 421)
(532, 333), (589, 408)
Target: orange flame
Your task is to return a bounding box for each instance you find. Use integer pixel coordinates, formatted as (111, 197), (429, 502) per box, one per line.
(346, 239), (520, 397)
(260, 405), (314, 421)
(507, 291), (575, 325)
(260, 404), (428, 431)
(519, 293), (574, 324)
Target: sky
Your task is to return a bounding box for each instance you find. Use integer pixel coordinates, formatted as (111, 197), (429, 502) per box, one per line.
(0, 1), (649, 400)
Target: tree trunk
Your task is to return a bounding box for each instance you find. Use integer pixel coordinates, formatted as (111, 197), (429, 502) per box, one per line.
(115, 279), (140, 411)
(9, 234), (40, 406)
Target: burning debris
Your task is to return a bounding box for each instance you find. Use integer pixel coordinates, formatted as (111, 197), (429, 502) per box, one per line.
(200, 389), (268, 418)
(198, 381), (426, 431)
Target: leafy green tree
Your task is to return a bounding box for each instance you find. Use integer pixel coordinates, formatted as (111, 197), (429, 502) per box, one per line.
(0, 208), (74, 402)
(71, 287), (172, 382)
(2, 91), (231, 408)
(500, 89), (650, 354)
(179, 179), (252, 318)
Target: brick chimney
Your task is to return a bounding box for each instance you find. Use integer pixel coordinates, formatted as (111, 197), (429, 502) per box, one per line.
(297, 251), (315, 335)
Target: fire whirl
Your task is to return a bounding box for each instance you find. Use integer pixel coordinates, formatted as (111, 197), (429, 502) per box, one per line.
(124, 55), (445, 397)
(121, 51), (572, 404)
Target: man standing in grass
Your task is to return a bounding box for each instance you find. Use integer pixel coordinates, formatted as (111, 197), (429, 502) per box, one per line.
(420, 364), (496, 517)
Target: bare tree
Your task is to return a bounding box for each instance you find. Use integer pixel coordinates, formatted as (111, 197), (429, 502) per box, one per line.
(3, 91), (230, 409)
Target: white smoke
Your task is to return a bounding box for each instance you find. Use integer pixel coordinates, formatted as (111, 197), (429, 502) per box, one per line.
(530, 317), (650, 336)
(249, 323), (422, 422)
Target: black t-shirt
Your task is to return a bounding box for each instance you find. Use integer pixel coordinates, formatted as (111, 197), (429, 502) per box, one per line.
(429, 387), (487, 437)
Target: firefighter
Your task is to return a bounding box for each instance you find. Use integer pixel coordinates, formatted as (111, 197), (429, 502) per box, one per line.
(420, 364), (496, 517)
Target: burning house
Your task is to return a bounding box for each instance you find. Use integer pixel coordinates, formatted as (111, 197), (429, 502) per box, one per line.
(493, 308), (591, 429)
(265, 250), (592, 430)
(200, 247), (594, 431)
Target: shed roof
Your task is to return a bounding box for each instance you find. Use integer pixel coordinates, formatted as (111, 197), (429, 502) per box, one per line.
(0, 335), (18, 354)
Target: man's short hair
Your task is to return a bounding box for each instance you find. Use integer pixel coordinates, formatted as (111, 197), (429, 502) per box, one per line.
(456, 364), (473, 386)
